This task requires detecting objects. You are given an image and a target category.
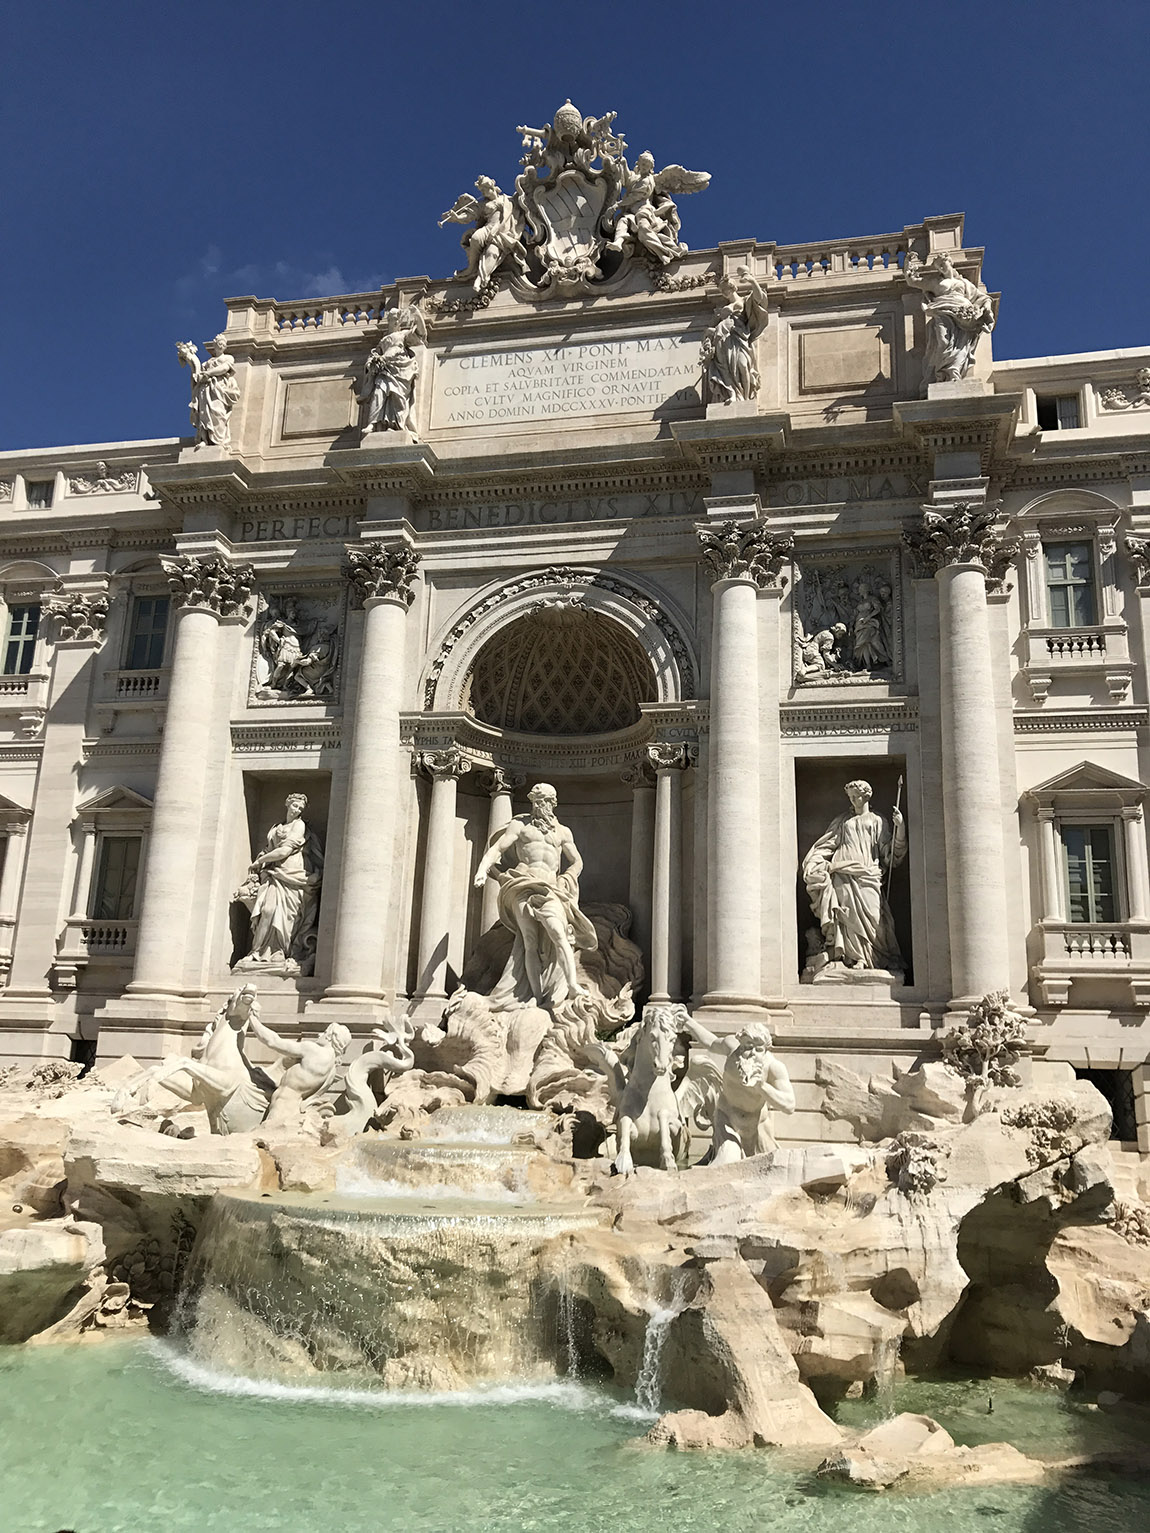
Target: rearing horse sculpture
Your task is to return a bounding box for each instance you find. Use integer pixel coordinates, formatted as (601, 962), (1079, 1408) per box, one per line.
(112, 984), (274, 1134)
(589, 1002), (690, 1175)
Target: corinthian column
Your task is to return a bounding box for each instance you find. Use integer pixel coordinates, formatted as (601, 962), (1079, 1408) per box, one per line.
(621, 760), (656, 968)
(129, 555), (255, 995)
(414, 746), (473, 1001)
(325, 542), (421, 1003)
(696, 520), (793, 1016)
(647, 743), (688, 1003)
(905, 501), (1013, 1005)
(478, 768), (524, 930)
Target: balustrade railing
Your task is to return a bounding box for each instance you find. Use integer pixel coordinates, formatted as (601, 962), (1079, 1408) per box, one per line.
(1061, 926), (1132, 959)
(1045, 631), (1106, 660)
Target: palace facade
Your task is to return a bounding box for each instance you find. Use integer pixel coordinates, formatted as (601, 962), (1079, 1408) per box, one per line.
(2, 106), (1149, 1149)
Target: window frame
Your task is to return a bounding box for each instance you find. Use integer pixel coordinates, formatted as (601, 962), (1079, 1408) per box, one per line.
(2, 602), (41, 676)
(1059, 819), (1124, 924)
(122, 593), (170, 672)
(1035, 392), (1083, 432)
(88, 832), (143, 921)
(1043, 539), (1098, 628)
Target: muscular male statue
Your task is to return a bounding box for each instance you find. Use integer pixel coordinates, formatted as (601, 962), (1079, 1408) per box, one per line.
(472, 782), (597, 1007)
(248, 1015), (352, 1130)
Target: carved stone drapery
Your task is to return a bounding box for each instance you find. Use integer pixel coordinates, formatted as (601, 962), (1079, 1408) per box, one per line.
(698, 521), (794, 588)
(902, 502), (1009, 578)
(344, 543), (421, 609)
(160, 555), (256, 618)
(43, 592), (109, 643)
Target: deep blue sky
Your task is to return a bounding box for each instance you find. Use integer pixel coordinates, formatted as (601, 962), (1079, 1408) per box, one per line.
(3, 0), (1147, 451)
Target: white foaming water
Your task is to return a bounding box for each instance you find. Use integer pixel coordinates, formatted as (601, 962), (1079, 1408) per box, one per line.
(332, 1168), (526, 1202)
(634, 1306), (678, 1414)
(152, 1340), (635, 1415)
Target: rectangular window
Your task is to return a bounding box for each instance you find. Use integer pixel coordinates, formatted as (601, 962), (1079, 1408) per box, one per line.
(3, 604), (40, 675)
(1062, 824), (1117, 923)
(1045, 541), (1096, 627)
(124, 595), (169, 670)
(24, 480), (54, 508)
(1036, 394), (1081, 431)
(92, 835), (141, 920)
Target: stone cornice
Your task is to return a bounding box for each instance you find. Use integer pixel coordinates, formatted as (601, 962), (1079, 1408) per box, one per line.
(780, 699), (920, 735)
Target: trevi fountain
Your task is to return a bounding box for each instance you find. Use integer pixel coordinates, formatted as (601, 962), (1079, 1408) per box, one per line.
(2, 101), (1150, 1531)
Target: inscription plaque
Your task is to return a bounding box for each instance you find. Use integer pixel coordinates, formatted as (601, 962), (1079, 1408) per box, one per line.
(432, 332), (702, 428)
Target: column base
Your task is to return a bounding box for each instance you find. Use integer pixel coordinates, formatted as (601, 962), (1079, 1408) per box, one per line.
(693, 994), (787, 1036)
(306, 995), (395, 1031)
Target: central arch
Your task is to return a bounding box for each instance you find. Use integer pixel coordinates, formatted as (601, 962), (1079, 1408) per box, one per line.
(422, 565), (697, 714)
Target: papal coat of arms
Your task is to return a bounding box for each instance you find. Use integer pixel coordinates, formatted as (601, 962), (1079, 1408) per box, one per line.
(439, 101), (709, 298)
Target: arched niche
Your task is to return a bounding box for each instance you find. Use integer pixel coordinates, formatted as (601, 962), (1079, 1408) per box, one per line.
(423, 567), (697, 714)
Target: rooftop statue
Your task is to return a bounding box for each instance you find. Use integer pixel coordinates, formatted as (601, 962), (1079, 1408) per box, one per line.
(440, 101), (709, 298)
(701, 267), (770, 404)
(175, 334), (240, 449)
(904, 251), (995, 386)
(354, 304), (426, 436)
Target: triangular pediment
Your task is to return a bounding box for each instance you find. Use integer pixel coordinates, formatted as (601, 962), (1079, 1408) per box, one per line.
(1027, 761), (1146, 797)
(76, 785), (154, 813)
(0, 793), (31, 818)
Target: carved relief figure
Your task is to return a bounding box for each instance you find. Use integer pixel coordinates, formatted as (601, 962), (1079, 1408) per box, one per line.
(439, 176), (529, 293)
(681, 1017), (796, 1163)
(355, 306), (426, 435)
(802, 779), (906, 977)
(904, 252), (995, 386)
(472, 782), (598, 1007)
(69, 462), (137, 495)
(701, 267), (769, 404)
(793, 562), (896, 684)
(233, 794), (323, 975)
(176, 335), (240, 449)
(254, 595), (340, 701)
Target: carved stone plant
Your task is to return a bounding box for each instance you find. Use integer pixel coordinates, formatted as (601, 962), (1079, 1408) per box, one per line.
(940, 990), (1028, 1090)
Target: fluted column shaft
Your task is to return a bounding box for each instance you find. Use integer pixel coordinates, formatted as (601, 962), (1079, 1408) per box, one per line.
(130, 604), (223, 993)
(415, 749), (471, 1000)
(480, 770), (523, 931)
(327, 597), (409, 997)
(648, 746), (685, 1002)
(623, 764), (656, 971)
(704, 575), (762, 1007)
(936, 562), (1011, 1001)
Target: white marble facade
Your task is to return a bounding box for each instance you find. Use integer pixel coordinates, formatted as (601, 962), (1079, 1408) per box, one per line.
(2, 104), (1150, 1149)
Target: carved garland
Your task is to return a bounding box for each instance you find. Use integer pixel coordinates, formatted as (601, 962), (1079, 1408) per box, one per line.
(423, 566), (696, 709)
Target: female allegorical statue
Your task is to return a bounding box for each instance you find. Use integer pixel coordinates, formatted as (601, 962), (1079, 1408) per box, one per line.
(701, 266), (770, 404)
(176, 334), (241, 449)
(802, 779), (906, 977)
(234, 793), (323, 974)
(904, 252), (995, 385)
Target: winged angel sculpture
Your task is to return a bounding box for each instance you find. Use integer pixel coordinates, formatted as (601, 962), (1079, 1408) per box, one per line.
(439, 101), (709, 297)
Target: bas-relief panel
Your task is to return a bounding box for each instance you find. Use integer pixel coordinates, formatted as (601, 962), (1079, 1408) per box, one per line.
(248, 589), (344, 706)
(791, 550), (903, 687)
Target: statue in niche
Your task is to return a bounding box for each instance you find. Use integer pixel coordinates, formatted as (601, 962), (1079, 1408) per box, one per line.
(472, 782), (598, 1008)
(802, 779), (907, 979)
(244, 1015), (352, 1131)
(680, 1016), (796, 1164)
(793, 565), (895, 684)
(701, 267), (769, 404)
(233, 793), (323, 976)
(176, 335), (240, 449)
(254, 595), (339, 701)
(904, 252), (995, 386)
(439, 176), (530, 294)
(603, 151), (710, 265)
(355, 305), (426, 436)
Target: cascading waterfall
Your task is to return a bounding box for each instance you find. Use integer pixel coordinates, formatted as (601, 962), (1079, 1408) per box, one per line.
(172, 1113), (605, 1395)
(633, 1305), (679, 1413)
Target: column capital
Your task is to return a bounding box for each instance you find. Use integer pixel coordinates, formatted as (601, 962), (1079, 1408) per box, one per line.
(160, 553), (256, 618)
(1035, 804), (1057, 824)
(43, 590), (109, 644)
(344, 541), (421, 609)
(903, 500), (1017, 589)
(418, 745), (473, 782)
(646, 742), (689, 773)
(478, 767), (525, 797)
(621, 760), (656, 789)
(1122, 803), (1145, 824)
(697, 520), (793, 589)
